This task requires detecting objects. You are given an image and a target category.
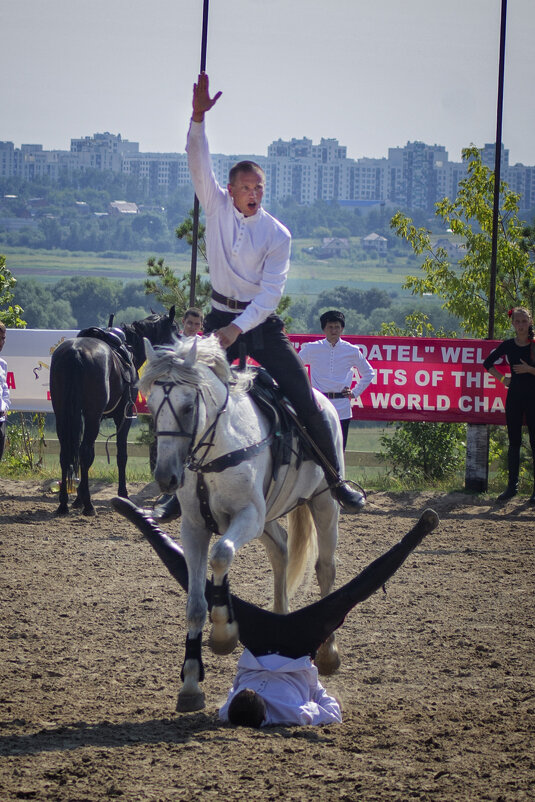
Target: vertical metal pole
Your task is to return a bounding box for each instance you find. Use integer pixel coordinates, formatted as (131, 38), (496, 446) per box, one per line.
(465, 0), (507, 493)
(488, 0), (507, 340)
(189, 0), (210, 308)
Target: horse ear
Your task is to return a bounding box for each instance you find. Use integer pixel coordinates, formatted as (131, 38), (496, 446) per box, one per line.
(183, 336), (198, 367)
(144, 338), (157, 362)
(169, 305), (176, 323)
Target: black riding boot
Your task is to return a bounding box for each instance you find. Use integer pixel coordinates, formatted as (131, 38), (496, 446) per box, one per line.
(305, 409), (365, 513)
(497, 446), (520, 502)
(153, 493), (182, 521)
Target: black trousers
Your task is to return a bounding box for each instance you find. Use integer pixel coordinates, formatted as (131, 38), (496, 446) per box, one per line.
(114, 499), (435, 660)
(340, 418), (350, 451)
(204, 310), (319, 422)
(505, 389), (535, 451)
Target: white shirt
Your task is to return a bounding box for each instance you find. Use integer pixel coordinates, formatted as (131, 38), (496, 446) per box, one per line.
(186, 120), (291, 334)
(218, 649), (342, 727)
(299, 338), (375, 420)
(0, 356), (10, 422)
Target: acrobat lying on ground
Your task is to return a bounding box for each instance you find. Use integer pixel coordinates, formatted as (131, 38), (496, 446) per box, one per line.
(112, 497), (439, 727)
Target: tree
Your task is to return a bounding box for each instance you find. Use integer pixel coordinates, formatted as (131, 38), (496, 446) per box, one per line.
(144, 257), (212, 318)
(0, 255), (25, 327)
(390, 146), (533, 338)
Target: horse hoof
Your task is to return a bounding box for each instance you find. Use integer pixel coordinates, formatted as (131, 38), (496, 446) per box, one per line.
(176, 691), (205, 712)
(83, 507), (96, 517)
(55, 506), (69, 517)
(315, 642), (341, 676)
(71, 497), (83, 509)
(208, 628), (239, 655)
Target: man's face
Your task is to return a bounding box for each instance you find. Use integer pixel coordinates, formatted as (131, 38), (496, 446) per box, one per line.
(182, 314), (202, 337)
(228, 169), (265, 217)
(323, 321), (343, 345)
(0, 329), (5, 353)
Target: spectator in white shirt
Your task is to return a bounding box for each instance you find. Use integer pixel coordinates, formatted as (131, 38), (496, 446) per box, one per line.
(299, 310), (375, 450)
(185, 72), (365, 514)
(113, 498), (438, 728)
(0, 322), (10, 461)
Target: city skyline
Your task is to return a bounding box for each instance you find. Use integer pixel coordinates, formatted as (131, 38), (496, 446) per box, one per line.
(1, 0), (534, 167)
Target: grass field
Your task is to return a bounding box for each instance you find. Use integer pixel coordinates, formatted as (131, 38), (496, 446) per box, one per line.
(3, 243), (418, 298)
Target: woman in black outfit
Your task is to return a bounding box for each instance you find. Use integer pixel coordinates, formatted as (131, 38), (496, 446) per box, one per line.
(483, 306), (535, 502)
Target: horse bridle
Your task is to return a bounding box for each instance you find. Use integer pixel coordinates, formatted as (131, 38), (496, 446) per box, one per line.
(151, 377), (275, 533)
(151, 379), (230, 476)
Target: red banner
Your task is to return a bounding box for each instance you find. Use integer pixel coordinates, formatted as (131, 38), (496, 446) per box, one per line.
(136, 335), (506, 425)
(292, 334), (506, 424)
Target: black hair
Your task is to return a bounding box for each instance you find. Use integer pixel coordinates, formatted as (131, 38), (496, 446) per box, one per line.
(227, 688), (266, 728)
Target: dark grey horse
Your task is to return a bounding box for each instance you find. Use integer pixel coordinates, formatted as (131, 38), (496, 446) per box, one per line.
(50, 308), (177, 516)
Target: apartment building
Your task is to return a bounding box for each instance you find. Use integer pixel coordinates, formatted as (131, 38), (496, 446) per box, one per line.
(1, 133), (534, 213)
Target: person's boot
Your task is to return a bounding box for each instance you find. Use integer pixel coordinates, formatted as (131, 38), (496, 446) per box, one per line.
(304, 409), (365, 513)
(153, 493), (181, 521)
(497, 446), (520, 502)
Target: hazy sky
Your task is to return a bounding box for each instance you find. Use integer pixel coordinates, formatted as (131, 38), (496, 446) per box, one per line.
(2, 0), (534, 165)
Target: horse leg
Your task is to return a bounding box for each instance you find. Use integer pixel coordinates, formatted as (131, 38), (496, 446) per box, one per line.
(177, 631), (206, 713)
(261, 522), (289, 614)
(208, 505), (264, 655)
(76, 418), (99, 516)
(177, 526), (210, 712)
(309, 495), (341, 676)
(55, 458), (70, 516)
(114, 412), (131, 499)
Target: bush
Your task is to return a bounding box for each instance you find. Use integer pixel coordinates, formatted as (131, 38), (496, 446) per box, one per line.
(379, 421), (465, 483)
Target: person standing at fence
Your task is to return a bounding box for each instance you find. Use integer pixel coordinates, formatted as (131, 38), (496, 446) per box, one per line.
(483, 306), (535, 503)
(186, 72), (365, 513)
(0, 322), (10, 461)
(298, 311), (375, 450)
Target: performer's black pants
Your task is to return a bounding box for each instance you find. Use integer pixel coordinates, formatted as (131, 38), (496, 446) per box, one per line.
(204, 310), (319, 422)
(0, 420), (6, 461)
(340, 418), (350, 451)
(135, 507), (429, 660)
(505, 389), (535, 451)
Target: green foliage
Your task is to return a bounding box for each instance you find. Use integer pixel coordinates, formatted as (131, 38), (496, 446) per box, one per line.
(176, 209), (207, 262)
(377, 315), (464, 483)
(0, 254), (26, 327)
(144, 257), (212, 318)
(390, 147), (533, 338)
(2, 413), (46, 475)
(379, 420), (465, 483)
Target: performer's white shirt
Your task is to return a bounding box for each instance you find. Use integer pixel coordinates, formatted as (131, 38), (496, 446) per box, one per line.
(0, 357), (10, 422)
(218, 649), (342, 727)
(298, 338), (375, 420)
(186, 120), (291, 334)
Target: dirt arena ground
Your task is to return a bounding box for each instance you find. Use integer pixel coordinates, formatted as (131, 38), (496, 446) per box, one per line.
(0, 479), (534, 801)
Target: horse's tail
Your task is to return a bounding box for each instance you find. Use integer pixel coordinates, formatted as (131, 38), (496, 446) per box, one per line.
(286, 504), (318, 600)
(53, 348), (84, 482)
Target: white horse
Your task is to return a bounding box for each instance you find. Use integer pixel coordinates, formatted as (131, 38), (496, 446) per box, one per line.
(140, 335), (343, 712)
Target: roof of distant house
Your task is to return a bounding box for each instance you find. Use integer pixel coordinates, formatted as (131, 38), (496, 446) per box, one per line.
(109, 200), (138, 214)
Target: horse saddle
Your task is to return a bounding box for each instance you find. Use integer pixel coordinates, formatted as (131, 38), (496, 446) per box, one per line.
(77, 326), (136, 383)
(247, 367), (313, 478)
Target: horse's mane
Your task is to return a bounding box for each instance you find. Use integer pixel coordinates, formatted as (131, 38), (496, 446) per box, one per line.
(139, 334), (254, 397)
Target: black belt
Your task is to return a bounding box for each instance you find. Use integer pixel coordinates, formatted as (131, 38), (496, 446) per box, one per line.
(325, 392), (345, 399)
(211, 290), (249, 311)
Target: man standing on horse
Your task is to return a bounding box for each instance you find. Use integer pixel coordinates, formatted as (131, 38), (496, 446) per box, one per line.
(187, 72), (364, 513)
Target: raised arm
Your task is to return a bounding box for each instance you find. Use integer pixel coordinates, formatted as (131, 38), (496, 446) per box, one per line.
(191, 72), (222, 123)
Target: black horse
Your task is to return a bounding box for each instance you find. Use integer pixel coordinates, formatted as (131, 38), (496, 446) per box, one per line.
(50, 308), (177, 517)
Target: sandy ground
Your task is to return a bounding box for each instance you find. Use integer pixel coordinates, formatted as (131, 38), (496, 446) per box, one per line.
(0, 479), (534, 802)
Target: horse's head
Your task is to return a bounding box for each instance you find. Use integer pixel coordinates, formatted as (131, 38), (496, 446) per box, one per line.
(139, 335), (237, 494)
(123, 307), (179, 368)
